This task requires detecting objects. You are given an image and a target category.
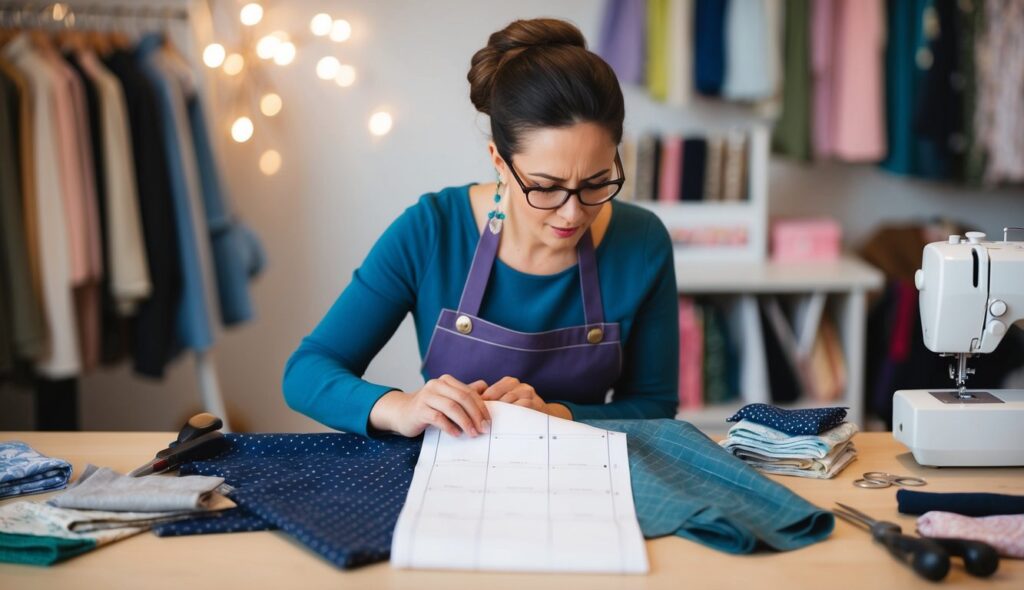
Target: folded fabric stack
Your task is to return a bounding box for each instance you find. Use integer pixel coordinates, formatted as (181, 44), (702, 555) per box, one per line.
(0, 465), (233, 566)
(719, 404), (858, 479)
(898, 490), (1024, 559)
(0, 441), (73, 499)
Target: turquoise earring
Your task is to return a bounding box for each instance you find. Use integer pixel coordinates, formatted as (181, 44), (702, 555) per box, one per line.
(488, 174), (506, 234)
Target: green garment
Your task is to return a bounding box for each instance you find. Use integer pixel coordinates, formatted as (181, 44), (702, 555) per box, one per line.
(646, 0), (670, 101)
(0, 532), (97, 566)
(772, 0), (812, 160)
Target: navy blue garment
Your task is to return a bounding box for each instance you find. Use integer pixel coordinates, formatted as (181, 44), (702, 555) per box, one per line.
(726, 403), (848, 436)
(152, 433), (420, 568)
(897, 490), (1024, 517)
(584, 419), (833, 553)
(694, 0), (728, 95)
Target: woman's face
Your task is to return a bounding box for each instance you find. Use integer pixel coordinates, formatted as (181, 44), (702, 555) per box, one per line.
(494, 122), (618, 253)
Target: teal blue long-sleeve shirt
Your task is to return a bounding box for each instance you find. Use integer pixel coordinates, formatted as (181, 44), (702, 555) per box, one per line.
(283, 184), (680, 436)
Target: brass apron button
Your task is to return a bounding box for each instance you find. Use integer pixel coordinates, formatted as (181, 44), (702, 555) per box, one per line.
(455, 315), (473, 334)
(587, 327), (603, 344)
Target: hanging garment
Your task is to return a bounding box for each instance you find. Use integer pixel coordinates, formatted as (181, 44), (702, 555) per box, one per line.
(0, 441), (72, 499)
(0, 58), (47, 364)
(974, 0), (1024, 184)
(772, 0), (812, 160)
(421, 223), (622, 404)
(913, 0), (966, 178)
(811, 0), (837, 158)
(694, 0), (728, 95)
(646, 0), (671, 100)
(598, 0), (647, 85)
(722, 0), (782, 101)
(104, 48), (182, 378)
(666, 0), (695, 106)
(917, 512), (1024, 558)
(831, 0), (886, 161)
(2, 35), (81, 377)
(898, 490), (1024, 517)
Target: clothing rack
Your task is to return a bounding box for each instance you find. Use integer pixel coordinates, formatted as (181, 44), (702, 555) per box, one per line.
(1, 0), (232, 432)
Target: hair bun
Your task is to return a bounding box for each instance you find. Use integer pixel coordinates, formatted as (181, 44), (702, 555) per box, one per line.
(468, 19), (587, 115)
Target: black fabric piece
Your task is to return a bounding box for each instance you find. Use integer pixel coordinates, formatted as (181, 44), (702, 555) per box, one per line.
(104, 49), (182, 378)
(33, 377), (79, 431)
(759, 300), (801, 403)
(680, 138), (707, 201)
(913, 0), (964, 179)
(897, 489), (1024, 517)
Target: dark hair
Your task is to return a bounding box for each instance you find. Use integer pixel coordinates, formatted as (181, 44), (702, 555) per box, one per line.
(467, 18), (625, 161)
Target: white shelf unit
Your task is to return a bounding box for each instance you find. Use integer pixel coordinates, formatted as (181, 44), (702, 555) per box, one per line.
(672, 255), (884, 434)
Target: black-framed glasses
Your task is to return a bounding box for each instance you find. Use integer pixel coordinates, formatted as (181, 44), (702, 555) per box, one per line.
(504, 151), (626, 210)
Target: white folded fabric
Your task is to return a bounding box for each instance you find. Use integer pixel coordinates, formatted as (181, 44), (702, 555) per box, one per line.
(719, 419), (859, 479)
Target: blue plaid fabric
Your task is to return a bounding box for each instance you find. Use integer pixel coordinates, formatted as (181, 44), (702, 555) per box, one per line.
(725, 403), (849, 436)
(155, 420), (832, 567)
(581, 418), (834, 553)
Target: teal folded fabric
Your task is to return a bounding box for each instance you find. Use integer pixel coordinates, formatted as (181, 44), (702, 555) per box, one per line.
(581, 418), (834, 553)
(0, 532), (96, 566)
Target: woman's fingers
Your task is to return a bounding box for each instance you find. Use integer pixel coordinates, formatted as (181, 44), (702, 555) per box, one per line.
(481, 376), (520, 400)
(424, 389), (480, 436)
(421, 407), (461, 438)
(435, 377), (489, 431)
(439, 375), (491, 423)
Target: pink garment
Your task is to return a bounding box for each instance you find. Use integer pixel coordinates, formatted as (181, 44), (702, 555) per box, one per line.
(831, 0), (886, 161)
(658, 136), (683, 203)
(917, 511), (1024, 559)
(678, 297), (704, 410)
(811, 0), (836, 158)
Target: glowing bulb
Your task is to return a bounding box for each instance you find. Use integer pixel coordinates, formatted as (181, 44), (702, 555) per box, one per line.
(368, 111), (392, 136)
(259, 150), (282, 175)
(316, 56), (340, 80)
(260, 93), (282, 117)
(273, 41), (296, 66)
(310, 13), (332, 36)
(51, 3), (67, 20)
(231, 117), (254, 143)
(239, 3), (263, 26)
(223, 53), (244, 76)
(334, 64), (356, 87)
(256, 35), (280, 60)
(329, 19), (352, 42)
(202, 43), (226, 68)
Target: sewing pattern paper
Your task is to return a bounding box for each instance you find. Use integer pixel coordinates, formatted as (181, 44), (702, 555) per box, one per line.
(391, 402), (648, 573)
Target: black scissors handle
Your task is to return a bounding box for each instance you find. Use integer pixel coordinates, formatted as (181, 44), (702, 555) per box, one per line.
(157, 413), (223, 458)
(872, 525), (950, 582)
(928, 537), (1000, 578)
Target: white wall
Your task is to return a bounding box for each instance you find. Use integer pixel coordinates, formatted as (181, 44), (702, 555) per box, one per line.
(3, 0), (1022, 431)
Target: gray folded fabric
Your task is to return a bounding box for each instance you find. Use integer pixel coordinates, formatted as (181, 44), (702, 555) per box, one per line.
(49, 465), (227, 512)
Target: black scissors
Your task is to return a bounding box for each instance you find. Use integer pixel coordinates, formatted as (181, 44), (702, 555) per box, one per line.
(834, 503), (998, 581)
(129, 413), (228, 477)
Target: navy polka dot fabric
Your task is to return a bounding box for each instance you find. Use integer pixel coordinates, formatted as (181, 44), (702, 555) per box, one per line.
(725, 404), (848, 436)
(151, 433), (421, 569)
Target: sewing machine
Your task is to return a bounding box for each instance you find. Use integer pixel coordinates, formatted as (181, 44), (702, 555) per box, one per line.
(893, 228), (1024, 467)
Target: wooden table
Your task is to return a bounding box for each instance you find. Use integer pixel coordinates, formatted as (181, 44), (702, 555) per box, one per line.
(0, 432), (1021, 589)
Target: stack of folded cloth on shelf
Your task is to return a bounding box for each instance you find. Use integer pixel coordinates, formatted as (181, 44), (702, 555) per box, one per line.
(719, 403), (858, 479)
(0, 464), (235, 566)
(898, 490), (1024, 559)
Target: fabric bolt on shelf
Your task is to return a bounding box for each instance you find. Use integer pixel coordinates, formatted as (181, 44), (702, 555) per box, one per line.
(0, 501), (148, 566)
(48, 464), (226, 512)
(583, 418), (834, 553)
(917, 511), (1024, 559)
(0, 441), (73, 499)
(897, 490), (1024, 517)
(726, 403), (848, 435)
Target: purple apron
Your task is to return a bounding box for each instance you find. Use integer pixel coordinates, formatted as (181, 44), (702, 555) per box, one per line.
(421, 223), (622, 404)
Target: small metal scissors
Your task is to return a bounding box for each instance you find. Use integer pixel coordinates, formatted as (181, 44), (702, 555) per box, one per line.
(853, 471), (927, 489)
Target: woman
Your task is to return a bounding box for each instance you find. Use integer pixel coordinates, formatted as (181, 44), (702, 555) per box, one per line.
(283, 18), (679, 438)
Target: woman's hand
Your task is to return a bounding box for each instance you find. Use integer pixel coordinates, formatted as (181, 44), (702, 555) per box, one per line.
(480, 377), (573, 419)
(370, 375), (491, 438)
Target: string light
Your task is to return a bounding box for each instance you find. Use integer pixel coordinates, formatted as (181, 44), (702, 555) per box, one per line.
(335, 64), (356, 87)
(202, 43), (226, 68)
(239, 3), (263, 26)
(231, 117), (254, 143)
(259, 150), (282, 175)
(310, 13), (332, 37)
(255, 34), (280, 60)
(329, 19), (351, 42)
(316, 56), (340, 80)
(223, 53), (244, 76)
(273, 41), (296, 66)
(260, 93), (282, 117)
(368, 111), (392, 136)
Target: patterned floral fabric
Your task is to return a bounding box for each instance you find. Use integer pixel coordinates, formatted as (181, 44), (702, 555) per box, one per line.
(917, 511), (1024, 558)
(0, 441), (72, 499)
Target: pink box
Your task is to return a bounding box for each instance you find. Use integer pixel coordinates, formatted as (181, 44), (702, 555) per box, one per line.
(771, 218), (842, 262)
